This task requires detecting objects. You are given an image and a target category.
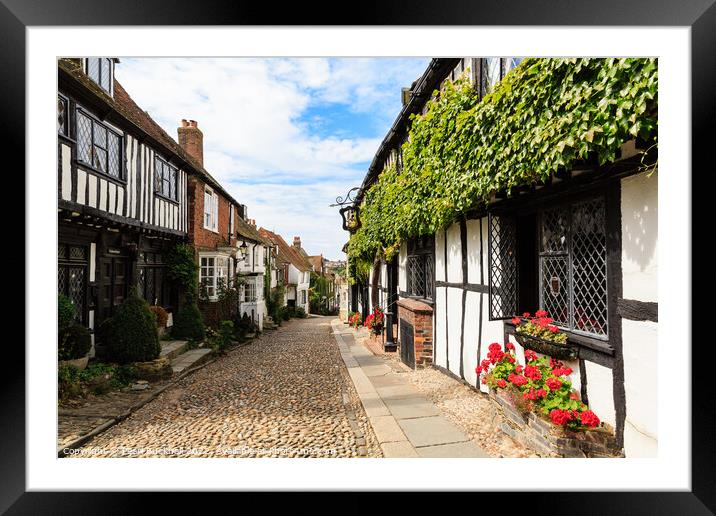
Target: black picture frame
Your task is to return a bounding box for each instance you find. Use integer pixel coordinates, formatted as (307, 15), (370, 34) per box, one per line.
(6, 0), (709, 512)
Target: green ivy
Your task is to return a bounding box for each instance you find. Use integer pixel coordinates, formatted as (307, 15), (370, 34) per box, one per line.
(348, 58), (658, 262)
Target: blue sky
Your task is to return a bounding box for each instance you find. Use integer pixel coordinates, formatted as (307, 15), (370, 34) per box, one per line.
(115, 57), (429, 259)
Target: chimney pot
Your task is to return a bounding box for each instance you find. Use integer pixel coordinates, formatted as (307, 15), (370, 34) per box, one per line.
(181, 119), (189, 127)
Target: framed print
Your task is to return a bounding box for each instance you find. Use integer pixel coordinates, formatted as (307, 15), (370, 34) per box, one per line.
(4, 0), (712, 511)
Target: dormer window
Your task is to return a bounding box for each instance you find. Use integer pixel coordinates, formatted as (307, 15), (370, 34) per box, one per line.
(86, 58), (113, 95)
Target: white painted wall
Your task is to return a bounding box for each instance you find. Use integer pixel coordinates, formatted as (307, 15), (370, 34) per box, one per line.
(434, 286), (447, 368)
(446, 222), (462, 283)
(584, 361), (616, 428)
(621, 170), (658, 302)
(435, 229), (446, 282)
(446, 286), (463, 377)
(398, 242), (407, 292)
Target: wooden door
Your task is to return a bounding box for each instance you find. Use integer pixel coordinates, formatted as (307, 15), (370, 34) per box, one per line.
(99, 255), (128, 320)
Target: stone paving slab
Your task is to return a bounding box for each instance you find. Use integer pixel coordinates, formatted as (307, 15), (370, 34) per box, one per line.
(171, 348), (212, 373)
(358, 391), (391, 418)
(380, 441), (419, 458)
(369, 415), (408, 444)
(383, 396), (442, 420)
(370, 374), (409, 388)
(415, 441), (490, 458)
(375, 384), (421, 399)
(398, 416), (470, 448)
(160, 340), (188, 361)
(362, 364), (393, 377)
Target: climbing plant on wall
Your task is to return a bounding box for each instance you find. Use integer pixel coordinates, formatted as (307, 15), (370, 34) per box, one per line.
(348, 57), (658, 263)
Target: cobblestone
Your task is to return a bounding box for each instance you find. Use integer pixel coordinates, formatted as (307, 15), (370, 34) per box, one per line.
(68, 317), (381, 458)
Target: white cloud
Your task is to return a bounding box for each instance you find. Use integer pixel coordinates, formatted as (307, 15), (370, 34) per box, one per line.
(115, 57), (428, 257)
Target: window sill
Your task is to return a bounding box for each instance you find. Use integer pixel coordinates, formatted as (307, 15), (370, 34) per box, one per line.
(75, 160), (127, 186)
(155, 192), (179, 205)
(505, 322), (614, 356)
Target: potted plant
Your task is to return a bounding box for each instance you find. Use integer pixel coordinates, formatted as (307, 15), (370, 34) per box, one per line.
(364, 307), (385, 335)
(511, 310), (577, 360)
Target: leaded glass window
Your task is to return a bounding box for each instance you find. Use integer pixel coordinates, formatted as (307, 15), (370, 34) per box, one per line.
(58, 243), (88, 325)
(488, 214), (518, 319)
(539, 197), (608, 337)
(406, 235), (434, 300)
(86, 57), (112, 94)
(76, 108), (123, 179)
(154, 156), (178, 201)
(58, 95), (69, 136)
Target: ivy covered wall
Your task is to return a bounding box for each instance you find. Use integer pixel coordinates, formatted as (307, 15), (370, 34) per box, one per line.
(348, 58), (658, 266)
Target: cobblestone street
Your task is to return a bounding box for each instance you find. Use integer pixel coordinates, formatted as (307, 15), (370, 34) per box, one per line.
(70, 316), (381, 458)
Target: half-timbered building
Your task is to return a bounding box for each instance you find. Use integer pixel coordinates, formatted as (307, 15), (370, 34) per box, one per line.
(346, 58), (658, 457)
(58, 58), (195, 347)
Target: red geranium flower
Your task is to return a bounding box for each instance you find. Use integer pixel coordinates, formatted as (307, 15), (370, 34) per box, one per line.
(549, 408), (574, 426)
(548, 325), (559, 333)
(496, 379), (507, 388)
(524, 350), (538, 362)
(536, 388), (547, 398)
(522, 312), (531, 318)
(546, 378), (562, 391)
(569, 391), (580, 400)
(506, 342), (515, 350)
(511, 317), (521, 325)
(580, 410), (600, 428)
(515, 365), (524, 373)
(535, 310), (548, 318)
(524, 365), (542, 381)
(508, 374), (528, 387)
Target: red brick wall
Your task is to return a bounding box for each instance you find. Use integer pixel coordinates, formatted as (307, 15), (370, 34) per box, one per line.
(187, 177), (236, 252)
(397, 298), (434, 368)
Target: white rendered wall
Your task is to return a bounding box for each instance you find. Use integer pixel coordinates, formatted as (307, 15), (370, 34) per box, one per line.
(434, 286), (447, 368)
(446, 222), (462, 283)
(398, 242), (407, 292)
(446, 286), (463, 377)
(620, 170), (658, 457)
(435, 229), (446, 282)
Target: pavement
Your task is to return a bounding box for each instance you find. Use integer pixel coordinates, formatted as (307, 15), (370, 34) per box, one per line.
(332, 319), (490, 458)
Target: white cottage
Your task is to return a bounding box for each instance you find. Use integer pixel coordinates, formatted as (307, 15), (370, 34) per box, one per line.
(346, 57), (658, 457)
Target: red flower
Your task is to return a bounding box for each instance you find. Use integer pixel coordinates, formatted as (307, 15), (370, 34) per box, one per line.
(549, 408), (574, 426)
(505, 354), (515, 364)
(536, 388), (547, 398)
(548, 325), (559, 333)
(580, 410), (600, 428)
(496, 379), (507, 388)
(508, 374), (528, 387)
(546, 378), (562, 391)
(524, 365), (542, 381)
(481, 376), (487, 384)
(524, 350), (538, 362)
(511, 317), (521, 325)
(488, 343), (502, 352)
(524, 389), (537, 401)
(481, 359), (491, 371)
(535, 310), (548, 318)
(569, 391), (580, 400)
(506, 342), (515, 350)
(552, 367), (574, 377)
(515, 365), (524, 373)
(522, 312), (531, 318)
(475, 365), (483, 374)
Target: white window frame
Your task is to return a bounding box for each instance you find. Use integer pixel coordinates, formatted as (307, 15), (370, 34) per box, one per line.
(199, 254), (229, 300)
(204, 187), (219, 232)
(244, 281), (257, 303)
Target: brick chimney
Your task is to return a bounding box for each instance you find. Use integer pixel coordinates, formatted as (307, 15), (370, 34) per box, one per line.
(177, 119), (203, 167)
(293, 236), (301, 249)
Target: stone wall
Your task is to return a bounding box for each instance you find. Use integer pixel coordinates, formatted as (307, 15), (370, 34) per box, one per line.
(490, 389), (623, 458)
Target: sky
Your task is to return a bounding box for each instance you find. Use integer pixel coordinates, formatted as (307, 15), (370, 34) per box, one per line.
(115, 57), (430, 260)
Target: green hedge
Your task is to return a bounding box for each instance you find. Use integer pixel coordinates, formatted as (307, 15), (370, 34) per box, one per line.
(171, 303), (206, 342)
(105, 293), (161, 364)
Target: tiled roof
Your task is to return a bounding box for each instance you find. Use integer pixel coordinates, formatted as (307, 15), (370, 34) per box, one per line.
(259, 228), (311, 272)
(58, 58), (240, 207)
(235, 216), (265, 244)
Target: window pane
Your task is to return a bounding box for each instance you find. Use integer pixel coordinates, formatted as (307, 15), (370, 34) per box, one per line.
(488, 213), (518, 319)
(483, 57), (502, 95)
(541, 206), (569, 253)
(57, 96), (67, 135)
(93, 124), (107, 148)
(76, 112), (92, 163)
(93, 147), (107, 172)
(107, 132), (120, 177)
(170, 169), (176, 200)
(540, 256), (569, 327)
(87, 58), (100, 83)
(155, 160), (163, 191)
(571, 198), (608, 336)
(101, 58), (111, 92)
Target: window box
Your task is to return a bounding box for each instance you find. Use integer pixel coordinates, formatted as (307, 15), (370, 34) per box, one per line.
(513, 331), (577, 360)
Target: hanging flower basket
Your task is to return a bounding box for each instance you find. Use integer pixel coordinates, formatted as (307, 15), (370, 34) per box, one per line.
(514, 332), (577, 360)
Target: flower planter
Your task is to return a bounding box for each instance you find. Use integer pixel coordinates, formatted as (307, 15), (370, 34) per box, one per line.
(58, 355), (89, 371)
(371, 324), (383, 335)
(514, 332), (577, 360)
(489, 388), (621, 458)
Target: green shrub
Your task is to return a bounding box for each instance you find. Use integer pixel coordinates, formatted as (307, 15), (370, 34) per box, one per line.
(280, 306), (290, 321)
(58, 324), (92, 360)
(295, 307), (307, 318)
(58, 294), (76, 332)
(58, 364), (82, 401)
(208, 320), (234, 354)
(105, 293), (160, 364)
(171, 303), (206, 341)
